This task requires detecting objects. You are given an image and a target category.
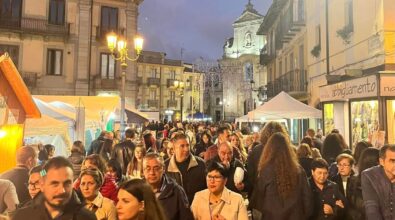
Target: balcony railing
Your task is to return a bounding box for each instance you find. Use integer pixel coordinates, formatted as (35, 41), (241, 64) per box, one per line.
(266, 69), (308, 98)
(96, 26), (125, 41)
(20, 72), (38, 88)
(147, 77), (160, 86)
(0, 17), (69, 36)
(167, 79), (177, 88)
(93, 76), (118, 91)
(148, 100), (159, 108)
(167, 100), (177, 108)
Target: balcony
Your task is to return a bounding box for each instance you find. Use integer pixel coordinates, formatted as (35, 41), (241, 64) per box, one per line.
(20, 72), (38, 88)
(96, 26), (125, 41)
(147, 100), (159, 108)
(93, 76), (118, 91)
(260, 53), (275, 66)
(0, 17), (69, 36)
(266, 69), (308, 99)
(167, 100), (177, 108)
(147, 77), (160, 86)
(167, 79), (177, 88)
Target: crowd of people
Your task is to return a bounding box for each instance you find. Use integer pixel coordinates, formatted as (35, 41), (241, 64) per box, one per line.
(0, 120), (394, 220)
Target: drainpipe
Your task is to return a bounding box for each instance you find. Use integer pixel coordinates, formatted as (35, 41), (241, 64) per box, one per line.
(325, 0), (330, 75)
(87, 0), (94, 95)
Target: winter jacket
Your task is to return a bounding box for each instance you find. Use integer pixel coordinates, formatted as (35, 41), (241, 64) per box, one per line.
(157, 174), (194, 220)
(362, 165), (395, 220)
(0, 179), (19, 213)
(330, 173), (357, 220)
(11, 190), (96, 220)
(255, 164), (313, 220)
(165, 154), (206, 203)
(309, 178), (346, 220)
(347, 177), (366, 220)
(0, 165), (30, 204)
(111, 139), (135, 175)
(68, 152), (85, 180)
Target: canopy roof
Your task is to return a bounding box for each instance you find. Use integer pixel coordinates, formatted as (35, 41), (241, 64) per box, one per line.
(248, 91), (322, 120)
(0, 53), (40, 119)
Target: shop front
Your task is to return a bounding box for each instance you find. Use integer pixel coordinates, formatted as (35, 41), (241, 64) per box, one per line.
(320, 73), (395, 148)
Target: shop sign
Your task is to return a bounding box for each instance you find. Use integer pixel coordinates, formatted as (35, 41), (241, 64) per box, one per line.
(319, 75), (377, 102)
(380, 75), (395, 96)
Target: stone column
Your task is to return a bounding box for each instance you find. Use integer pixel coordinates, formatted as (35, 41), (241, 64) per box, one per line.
(124, 1), (139, 108)
(75, 1), (91, 95)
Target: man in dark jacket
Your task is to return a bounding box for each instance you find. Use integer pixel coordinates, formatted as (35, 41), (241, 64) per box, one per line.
(310, 158), (345, 220)
(87, 131), (106, 155)
(203, 126), (230, 161)
(0, 146), (37, 204)
(112, 128), (136, 174)
(165, 133), (206, 203)
(143, 153), (193, 220)
(12, 156), (96, 220)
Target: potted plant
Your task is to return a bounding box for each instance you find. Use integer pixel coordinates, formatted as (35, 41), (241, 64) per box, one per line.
(310, 44), (321, 58)
(337, 24), (353, 44)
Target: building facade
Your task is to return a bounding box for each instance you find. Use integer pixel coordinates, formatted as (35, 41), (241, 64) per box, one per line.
(306, 0), (395, 146)
(219, 1), (267, 122)
(136, 51), (203, 121)
(0, 0), (142, 106)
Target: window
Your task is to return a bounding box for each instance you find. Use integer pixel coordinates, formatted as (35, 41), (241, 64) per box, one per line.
(0, 0), (22, 19)
(47, 49), (63, 75)
(150, 68), (158, 78)
(279, 60), (282, 76)
(169, 91), (175, 100)
(244, 62), (253, 81)
(49, 0), (65, 25)
(315, 25), (321, 46)
(289, 53), (294, 71)
(101, 6), (118, 35)
(149, 89), (157, 100)
(0, 44), (19, 67)
(100, 53), (115, 79)
(169, 70), (175, 79)
(345, 0), (353, 30)
(216, 97), (220, 105)
(285, 57), (288, 73)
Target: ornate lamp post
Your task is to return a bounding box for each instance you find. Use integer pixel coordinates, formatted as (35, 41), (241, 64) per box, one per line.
(106, 32), (143, 139)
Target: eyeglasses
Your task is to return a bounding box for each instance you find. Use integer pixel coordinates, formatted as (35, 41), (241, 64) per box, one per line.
(337, 164), (351, 168)
(26, 181), (40, 190)
(206, 175), (223, 182)
(144, 166), (162, 173)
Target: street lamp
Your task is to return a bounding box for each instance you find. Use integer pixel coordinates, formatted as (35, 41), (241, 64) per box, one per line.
(106, 32), (143, 139)
(173, 80), (185, 121)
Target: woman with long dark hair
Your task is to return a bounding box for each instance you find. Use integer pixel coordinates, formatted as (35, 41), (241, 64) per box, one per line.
(194, 131), (213, 158)
(126, 145), (146, 179)
(255, 132), (312, 220)
(348, 147), (380, 220)
(116, 179), (166, 220)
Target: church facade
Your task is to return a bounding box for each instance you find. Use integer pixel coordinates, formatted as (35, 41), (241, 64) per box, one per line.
(219, 1), (267, 121)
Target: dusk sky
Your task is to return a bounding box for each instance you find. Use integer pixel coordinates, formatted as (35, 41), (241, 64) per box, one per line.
(138, 0), (272, 63)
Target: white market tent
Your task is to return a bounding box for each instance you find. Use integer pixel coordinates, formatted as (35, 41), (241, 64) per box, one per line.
(248, 91), (322, 120)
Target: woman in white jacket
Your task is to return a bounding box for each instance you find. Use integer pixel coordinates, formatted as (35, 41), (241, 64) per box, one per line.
(191, 161), (248, 220)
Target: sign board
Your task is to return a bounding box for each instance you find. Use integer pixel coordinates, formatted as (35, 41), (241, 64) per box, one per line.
(380, 75), (395, 96)
(319, 75), (377, 102)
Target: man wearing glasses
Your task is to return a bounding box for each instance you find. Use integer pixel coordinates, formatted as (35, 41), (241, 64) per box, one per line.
(143, 153), (193, 220)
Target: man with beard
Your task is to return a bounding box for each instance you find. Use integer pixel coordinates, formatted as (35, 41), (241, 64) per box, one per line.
(12, 157), (96, 220)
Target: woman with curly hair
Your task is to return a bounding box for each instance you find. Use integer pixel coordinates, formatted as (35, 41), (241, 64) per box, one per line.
(254, 132), (312, 220)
